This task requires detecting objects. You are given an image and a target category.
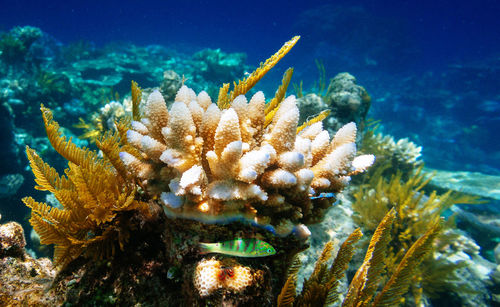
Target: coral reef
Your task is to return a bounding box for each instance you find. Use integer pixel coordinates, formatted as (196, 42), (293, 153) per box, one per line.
(0, 22), (497, 306)
(359, 123), (423, 179)
(278, 209), (441, 306)
(351, 166), (487, 304)
(17, 36), (375, 305)
(119, 36), (373, 236)
(3, 23), (496, 306)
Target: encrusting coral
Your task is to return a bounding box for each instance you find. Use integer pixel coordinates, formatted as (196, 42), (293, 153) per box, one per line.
(193, 257), (264, 297)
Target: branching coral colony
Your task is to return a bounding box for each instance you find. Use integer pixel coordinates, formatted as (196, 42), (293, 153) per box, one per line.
(119, 36), (374, 235)
(23, 36), (375, 304)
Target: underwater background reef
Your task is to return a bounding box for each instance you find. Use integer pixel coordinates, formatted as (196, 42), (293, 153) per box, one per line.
(1, 1), (499, 306)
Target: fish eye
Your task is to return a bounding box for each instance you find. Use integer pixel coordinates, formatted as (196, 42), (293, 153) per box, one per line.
(267, 248), (272, 253)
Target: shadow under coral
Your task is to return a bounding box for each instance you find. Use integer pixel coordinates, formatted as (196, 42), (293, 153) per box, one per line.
(52, 207), (307, 306)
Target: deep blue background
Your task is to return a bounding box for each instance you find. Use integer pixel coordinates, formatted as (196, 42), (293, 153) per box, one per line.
(1, 0), (498, 68)
(1, 0), (499, 173)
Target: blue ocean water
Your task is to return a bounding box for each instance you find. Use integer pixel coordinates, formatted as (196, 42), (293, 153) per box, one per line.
(0, 0), (499, 304)
(3, 0), (495, 173)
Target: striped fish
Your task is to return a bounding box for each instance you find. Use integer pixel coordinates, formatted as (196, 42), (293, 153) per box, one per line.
(199, 238), (276, 257)
(309, 192), (336, 200)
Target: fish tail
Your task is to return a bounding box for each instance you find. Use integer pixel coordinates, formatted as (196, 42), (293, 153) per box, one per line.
(199, 242), (213, 254)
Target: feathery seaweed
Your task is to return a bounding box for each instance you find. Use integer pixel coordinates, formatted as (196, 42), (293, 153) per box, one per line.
(343, 208), (395, 307)
(278, 208), (443, 307)
(217, 36), (300, 108)
(131, 80), (142, 121)
(373, 221), (442, 306)
(23, 106), (150, 267)
(264, 67), (294, 127)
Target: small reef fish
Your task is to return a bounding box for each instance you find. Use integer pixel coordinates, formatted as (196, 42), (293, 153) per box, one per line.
(309, 192), (336, 200)
(199, 238), (276, 257)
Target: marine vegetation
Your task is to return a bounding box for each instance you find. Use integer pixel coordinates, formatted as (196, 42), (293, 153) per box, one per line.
(74, 88), (128, 143)
(352, 165), (483, 303)
(20, 36), (378, 305)
(23, 105), (150, 267)
(36, 70), (71, 104)
(293, 60), (329, 99)
(277, 208), (441, 306)
(0, 33), (29, 63)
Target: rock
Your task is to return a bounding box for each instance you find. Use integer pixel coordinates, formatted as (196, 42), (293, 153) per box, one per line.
(0, 221), (60, 305)
(160, 70), (182, 103)
(0, 221), (26, 257)
(426, 168), (500, 201)
(296, 93), (327, 124)
(495, 243), (500, 264)
(0, 173), (24, 198)
(324, 72), (371, 128)
(193, 48), (246, 83)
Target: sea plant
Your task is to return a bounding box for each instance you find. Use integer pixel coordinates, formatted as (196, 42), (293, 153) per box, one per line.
(277, 208), (442, 306)
(0, 26), (42, 64)
(351, 165), (482, 302)
(23, 105), (150, 267)
(74, 88), (127, 143)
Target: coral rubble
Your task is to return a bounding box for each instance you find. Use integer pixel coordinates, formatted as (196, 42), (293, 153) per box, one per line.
(0, 221), (60, 306)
